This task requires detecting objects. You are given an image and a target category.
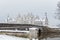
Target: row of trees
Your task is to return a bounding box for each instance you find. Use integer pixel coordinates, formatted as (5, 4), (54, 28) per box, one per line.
(55, 1), (60, 20)
(55, 1), (60, 27)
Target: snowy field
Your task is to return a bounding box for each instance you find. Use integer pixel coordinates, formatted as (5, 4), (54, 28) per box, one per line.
(0, 35), (29, 40)
(0, 35), (38, 40)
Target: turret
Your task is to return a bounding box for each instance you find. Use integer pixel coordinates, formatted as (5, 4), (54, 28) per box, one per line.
(45, 12), (48, 26)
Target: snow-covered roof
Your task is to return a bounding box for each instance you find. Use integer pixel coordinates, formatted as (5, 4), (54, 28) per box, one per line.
(35, 19), (45, 22)
(29, 27), (38, 30)
(35, 19), (41, 21)
(35, 18), (43, 21)
(0, 30), (29, 33)
(12, 18), (16, 21)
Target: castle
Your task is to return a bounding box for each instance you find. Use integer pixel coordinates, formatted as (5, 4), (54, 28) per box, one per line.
(5, 12), (48, 26)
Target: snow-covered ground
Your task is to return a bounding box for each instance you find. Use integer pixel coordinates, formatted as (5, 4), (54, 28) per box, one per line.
(0, 34), (29, 40)
(0, 30), (29, 33)
(48, 25), (59, 28)
(0, 35), (38, 40)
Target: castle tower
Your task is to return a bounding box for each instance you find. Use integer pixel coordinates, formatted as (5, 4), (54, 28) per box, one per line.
(45, 12), (48, 26)
(7, 14), (10, 23)
(6, 14), (13, 23)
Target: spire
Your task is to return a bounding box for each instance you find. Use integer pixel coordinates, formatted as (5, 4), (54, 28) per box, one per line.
(6, 14), (12, 23)
(7, 14), (10, 22)
(16, 13), (21, 19)
(45, 12), (48, 26)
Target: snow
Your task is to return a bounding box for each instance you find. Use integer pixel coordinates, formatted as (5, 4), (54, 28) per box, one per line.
(0, 30), (29, 33)
(0, 35), (38, 40)
(0, 35), (29, 40)
(29, 27), (38, 30)
(48, 25), (59, 28)
(35, 19), (45, 21)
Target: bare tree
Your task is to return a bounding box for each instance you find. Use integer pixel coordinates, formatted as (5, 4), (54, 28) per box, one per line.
(55, 1), (60, 27)
(55, 1), (60, 20)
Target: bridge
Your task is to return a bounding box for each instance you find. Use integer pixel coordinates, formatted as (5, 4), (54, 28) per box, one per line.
(0, 23), (59, 39)
(0, 23), (48, 38)
(0, 23), (45, 31)
(0, 23), (58, 33)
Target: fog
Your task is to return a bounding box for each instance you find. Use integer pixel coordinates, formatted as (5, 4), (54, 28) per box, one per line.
(0, 0), (60, 25)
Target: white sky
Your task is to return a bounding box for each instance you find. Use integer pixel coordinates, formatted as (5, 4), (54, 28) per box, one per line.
(0, 0), (60, 25)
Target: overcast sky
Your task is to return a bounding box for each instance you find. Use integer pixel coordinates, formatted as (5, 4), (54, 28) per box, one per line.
(0, 0), (60, 26)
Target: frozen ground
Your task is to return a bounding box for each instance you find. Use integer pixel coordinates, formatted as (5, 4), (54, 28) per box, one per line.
(0, 35), (38, 40)
(0, 34), (29, 40)
(48, 25), (59, 28)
